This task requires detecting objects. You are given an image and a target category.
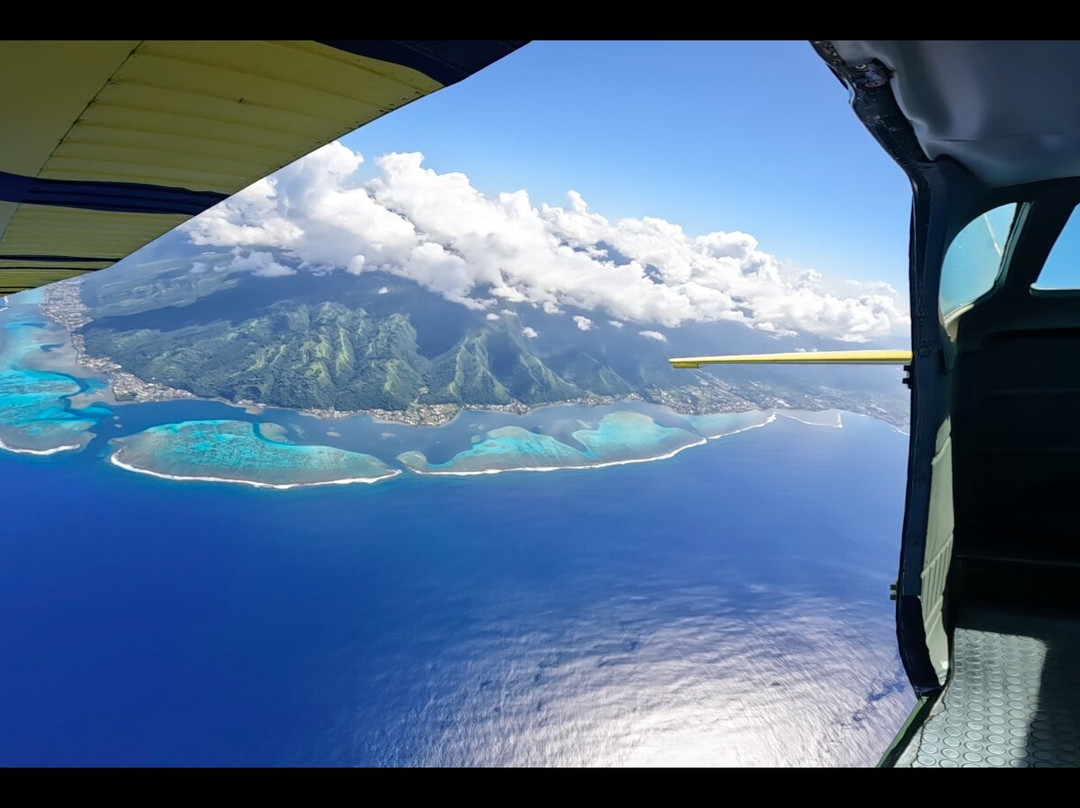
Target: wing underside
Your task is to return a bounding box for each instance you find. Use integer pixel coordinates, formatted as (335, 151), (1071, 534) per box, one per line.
(0, 40), (526, 294)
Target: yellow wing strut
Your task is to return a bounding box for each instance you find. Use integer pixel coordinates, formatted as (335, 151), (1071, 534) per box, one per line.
(669, 349), (913, 369)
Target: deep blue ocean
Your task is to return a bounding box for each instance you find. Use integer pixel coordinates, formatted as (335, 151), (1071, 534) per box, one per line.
(0, 403), (914, 766)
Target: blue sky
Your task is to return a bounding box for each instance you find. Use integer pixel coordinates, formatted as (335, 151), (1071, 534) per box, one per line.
(183, 41), (912, 344)
(341, 41), (914, 292)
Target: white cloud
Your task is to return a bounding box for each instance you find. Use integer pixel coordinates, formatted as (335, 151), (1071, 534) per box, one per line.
(226, 250), (295, 277)
(183, 142), (909, 342)
(522, 326), (539, 339)
(486, 312), (500, 321)
(573, 315), (594, 331)
(378, 286), (390, 295)
(608, 320), (624, 328)
(639, 330), (667, 342)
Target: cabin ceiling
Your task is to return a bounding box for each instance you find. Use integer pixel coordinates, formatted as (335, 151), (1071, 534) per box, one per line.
(831, 41), (1080, 189)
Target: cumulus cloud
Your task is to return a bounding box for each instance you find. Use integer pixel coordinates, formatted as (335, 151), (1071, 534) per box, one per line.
(522, 326), (539, 339)
(378, 286), (390, 295)
(608, 320), (624, 328)
(486, 312), (500, 321)
(639, 330), (667, 342)
(573, 315), (594, 331)
(183, 142), (909, 342)
(227, 250), (295, 277)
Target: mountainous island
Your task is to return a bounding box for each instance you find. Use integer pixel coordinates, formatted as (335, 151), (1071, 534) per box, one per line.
(39, 233), (909, 428)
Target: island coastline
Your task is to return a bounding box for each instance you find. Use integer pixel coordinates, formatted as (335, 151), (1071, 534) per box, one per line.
(108, 451), (402, 489)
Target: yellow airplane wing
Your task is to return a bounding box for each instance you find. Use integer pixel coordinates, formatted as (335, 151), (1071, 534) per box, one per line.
(0, 40), (526, 294)
(669, 349), (913, 369)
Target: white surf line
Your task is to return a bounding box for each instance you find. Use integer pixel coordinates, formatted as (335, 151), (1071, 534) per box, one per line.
(0, 434), (84, 455)
(108, 452), (402, 489)
(402, 436), (709, 476)
(773, 410), (844, 429)
(697, 410), (778, 439)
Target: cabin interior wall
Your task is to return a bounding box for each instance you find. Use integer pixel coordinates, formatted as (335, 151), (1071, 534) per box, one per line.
(952, 329), (1080, 611)
(950, 189), (1080, 614)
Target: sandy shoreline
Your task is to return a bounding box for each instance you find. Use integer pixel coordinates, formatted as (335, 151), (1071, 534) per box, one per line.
(108, 452), (402, 489)
(0, 435), (84, 456)
(402, 435), (711, 476)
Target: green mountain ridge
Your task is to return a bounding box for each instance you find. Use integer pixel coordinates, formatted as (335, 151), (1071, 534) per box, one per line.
(80, 299), (603, 412)
(68, 242), (910, 425)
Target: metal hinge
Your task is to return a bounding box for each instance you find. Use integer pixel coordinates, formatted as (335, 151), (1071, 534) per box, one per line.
(846, 60), (895, 91)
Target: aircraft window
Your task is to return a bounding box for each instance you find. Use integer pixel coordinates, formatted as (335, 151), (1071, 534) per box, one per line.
(939, 203), (1017, 317)
(1032, 205), (1080, 290)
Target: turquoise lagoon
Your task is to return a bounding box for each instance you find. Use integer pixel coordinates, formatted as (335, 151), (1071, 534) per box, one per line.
(398, 411), (715, 475)
(109, 420), (399, 488)
(0, 291), (104, 455)
(0, 295), (861, 486)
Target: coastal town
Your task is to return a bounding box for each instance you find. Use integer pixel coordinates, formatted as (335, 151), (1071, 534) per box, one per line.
(41, 279), (198, 404)
(38, 277), (906, 429)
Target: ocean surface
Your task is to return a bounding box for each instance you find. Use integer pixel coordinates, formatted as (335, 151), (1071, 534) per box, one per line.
(0, 293), (916, 766)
